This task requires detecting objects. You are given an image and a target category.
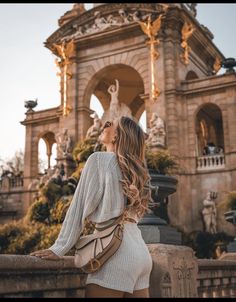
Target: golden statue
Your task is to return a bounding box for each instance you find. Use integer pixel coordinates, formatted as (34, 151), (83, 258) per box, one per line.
(180, 21), (195, 65)
(137, 14), (164, 41)
(53, 40), (75, 65)
(53, 40), (75, 116)
(137, 13), (166, 101)
(213, 57), (222, 74)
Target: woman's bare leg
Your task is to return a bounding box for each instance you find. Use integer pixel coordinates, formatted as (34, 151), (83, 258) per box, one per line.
(124, 288), (150, 298)
(85, 283), (125, 298)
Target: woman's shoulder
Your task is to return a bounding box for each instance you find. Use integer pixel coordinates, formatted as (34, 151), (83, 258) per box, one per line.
(88, 152), (120, 175)
(88, 151), (116, 163)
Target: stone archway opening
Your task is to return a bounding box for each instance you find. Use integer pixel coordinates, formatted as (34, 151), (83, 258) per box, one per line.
(86, 64), (145, 124)
(196, 103), (224, 157)
(38, 132), (57, 174)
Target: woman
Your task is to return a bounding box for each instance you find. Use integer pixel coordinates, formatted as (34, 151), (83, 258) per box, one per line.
(30, 116), (153, 298)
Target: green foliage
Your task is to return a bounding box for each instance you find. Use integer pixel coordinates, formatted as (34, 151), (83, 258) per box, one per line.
(41, 182), (62, 205)
(26, 199), (51, 224)
(71, 162), (85, 180)
(50, 196), (72, 224)
(33, 223), (62, 251)
(218, 191), (236, 211)
(145, 148), (179, 175)
(182, 230), (234, 259)
(72, 138), (96, 163)
(5, 225), (40, 255)
(0, 221), (22, 253)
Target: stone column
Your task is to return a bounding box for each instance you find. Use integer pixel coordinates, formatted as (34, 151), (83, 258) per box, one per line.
(21, 113), (38, 215)
(163, 13), (180, 155)
(148, 244), (198, 297)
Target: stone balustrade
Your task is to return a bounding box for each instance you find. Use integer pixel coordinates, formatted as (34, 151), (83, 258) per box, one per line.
(197, 256), (236, 298)
(0, 176), (24, 190)
(196, 154), (225, 171)
(0, 247), (236, 298)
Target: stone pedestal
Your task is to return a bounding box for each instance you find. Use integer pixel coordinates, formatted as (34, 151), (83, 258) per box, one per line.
(139, 224), (182, 245)
(148, 244), (198, 297)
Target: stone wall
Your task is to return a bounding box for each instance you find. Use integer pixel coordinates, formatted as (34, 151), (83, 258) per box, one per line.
(0, 244), (198, 298)
(0, 245), (236, 298)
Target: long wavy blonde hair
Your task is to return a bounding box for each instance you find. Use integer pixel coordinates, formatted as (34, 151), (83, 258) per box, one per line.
(114, 116), (152, 218)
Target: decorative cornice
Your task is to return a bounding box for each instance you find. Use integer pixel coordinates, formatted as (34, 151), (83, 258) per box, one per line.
(45, 3), (170, 50)
(20, 107), (60, 126)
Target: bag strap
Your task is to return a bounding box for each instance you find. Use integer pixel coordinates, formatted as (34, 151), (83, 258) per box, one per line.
(94, 214), (124, 232)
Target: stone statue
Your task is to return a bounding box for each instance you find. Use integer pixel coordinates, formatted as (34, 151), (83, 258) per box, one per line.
(146, 113), (166, 148)
(102, 79), (132, 122)
(93, 11), (110, 31)
(180, 21), (195, 65)
(181, 22), (195, 41)
(118, 9), (131, 24)
(202, 191), (218, 234)
(86, 113), (102, 140)
(57, 128), (73, 157)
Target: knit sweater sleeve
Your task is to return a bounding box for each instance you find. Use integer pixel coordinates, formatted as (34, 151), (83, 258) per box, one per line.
(48, 152), (104, 257)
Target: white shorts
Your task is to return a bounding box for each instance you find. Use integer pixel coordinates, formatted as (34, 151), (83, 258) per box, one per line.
(86, 222), (153, 294)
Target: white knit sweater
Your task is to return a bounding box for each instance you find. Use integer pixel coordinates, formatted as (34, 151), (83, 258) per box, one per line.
(49, 151), (127, 257)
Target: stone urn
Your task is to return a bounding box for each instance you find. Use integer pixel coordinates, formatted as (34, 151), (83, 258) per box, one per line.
(138, 169), (178, 225)
(138, 169), (181, 245)
(224, 210), (236, 225)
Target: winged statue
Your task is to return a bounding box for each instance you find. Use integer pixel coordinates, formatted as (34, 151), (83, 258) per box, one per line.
(52, 40), (75, 61)
(137, 14), (164, 40)
(181, 22), (195, 42)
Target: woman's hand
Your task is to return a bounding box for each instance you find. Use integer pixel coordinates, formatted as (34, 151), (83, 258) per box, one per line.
(30, 249), (61, 261)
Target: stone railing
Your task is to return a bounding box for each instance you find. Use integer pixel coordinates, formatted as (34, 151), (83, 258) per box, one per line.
(0, 247), (236, 298)
(0, 244), (199, 298)
(0, 255), (87, 298)
(197, 257), (236, 298)
(0, 176), (24, 190)
(196, 155), (225, 171)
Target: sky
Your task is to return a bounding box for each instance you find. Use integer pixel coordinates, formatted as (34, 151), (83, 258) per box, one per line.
(0, 3), (236, 164)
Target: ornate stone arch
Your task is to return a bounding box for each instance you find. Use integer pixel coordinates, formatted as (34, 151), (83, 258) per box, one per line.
(81, 62), (146, 121)
(36, 131), (57, 172)
(194, 102), (224, 156)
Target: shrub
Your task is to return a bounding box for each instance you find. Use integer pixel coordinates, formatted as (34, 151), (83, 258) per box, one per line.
(218, 191), (236, 211)
(26, 199), (51, 224)
(72, 138), (95, 163)
(41, 182), (62, 205)
(0, 222), (22, 253)
(182, 230), (234, 259)
(50, 196), (72, 224)
(145, 148), (179, 175)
